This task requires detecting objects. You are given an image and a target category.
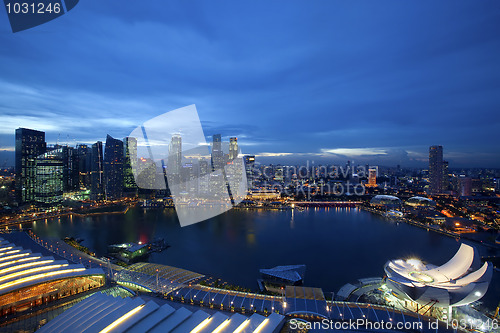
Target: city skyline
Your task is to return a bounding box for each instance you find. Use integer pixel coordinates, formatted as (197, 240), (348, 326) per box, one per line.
(1, 1), (500, 168)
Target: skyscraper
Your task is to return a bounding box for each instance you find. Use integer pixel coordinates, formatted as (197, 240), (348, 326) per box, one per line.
(35, 148), (64, 206)
(167, 134), (182, 186)
(367, 168), (377, 187)
(229, 137), (238, 160)
(15, 128), (46, 204)
(211, 134), (224, 171)
(123, 137), (137, 193)
(76, 144), (91, 190)
(54, 145), (78, 192)
(104, 135), (124, 200)
(442, 160), (449, 192)
(459, 176), (472, 197)
(243, 155), (255, 191)
(429, 145), (444, 194)
(90, 141), (104, 200)
(198, 159), (210, 195)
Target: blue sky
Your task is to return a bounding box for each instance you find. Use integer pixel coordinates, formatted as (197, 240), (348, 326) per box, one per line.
(1, 1), (499, 167)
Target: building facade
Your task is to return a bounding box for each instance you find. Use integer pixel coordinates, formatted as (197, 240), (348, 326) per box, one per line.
(90, 141), (104, 200)
(429, 145), (443, 194)
(35, 148), (64, 206)
(15, 128), (46, 204)
(104, 135), (124, 200)
(123, 137), (137, 193)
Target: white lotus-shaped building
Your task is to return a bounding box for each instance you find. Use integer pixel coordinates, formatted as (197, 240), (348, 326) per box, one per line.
(384, 243), (492, 307)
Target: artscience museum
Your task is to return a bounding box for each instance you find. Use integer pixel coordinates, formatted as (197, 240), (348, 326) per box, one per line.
(384, 243), (492, 308)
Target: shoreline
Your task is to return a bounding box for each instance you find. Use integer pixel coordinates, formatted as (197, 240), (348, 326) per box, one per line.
(359, 205), (500, 251)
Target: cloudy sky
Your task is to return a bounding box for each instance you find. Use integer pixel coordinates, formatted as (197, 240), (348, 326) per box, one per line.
(0, 1), (499, 167)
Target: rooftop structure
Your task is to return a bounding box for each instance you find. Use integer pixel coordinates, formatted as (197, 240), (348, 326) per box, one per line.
(384, 243), (492, 307)
(0, 235), (105, 316)
(405, 196), (436, 208)
(260, 265), (305, 286)
(37, 292), (285, 333)
(370, 195), (402, 209)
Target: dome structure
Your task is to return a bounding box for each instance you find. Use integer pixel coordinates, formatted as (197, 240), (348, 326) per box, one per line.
(384, 243), (492, 307)
(405, 196), (436, 208)
(370, 195), (402, 209)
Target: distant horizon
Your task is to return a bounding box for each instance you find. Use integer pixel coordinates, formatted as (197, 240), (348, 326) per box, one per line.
(1, 127), (499, 170)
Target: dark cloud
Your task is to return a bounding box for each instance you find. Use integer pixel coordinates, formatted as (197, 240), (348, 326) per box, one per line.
(0, 1), (499, 167)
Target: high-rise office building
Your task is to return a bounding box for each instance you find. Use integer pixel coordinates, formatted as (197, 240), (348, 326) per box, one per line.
(211, 134), (224, 170)
(15, 128), (46, 204)
(275, 165), (284, 182)
(458, 176), (472, 197)
(181, 162), (197, 194)
(367, 168), (377, 187)
(243, 155), (255, 191)
(442, 160), (449, 192)
(167, 134), (182, 186)
(198, 159), (210, 195)
(229, 137), (238, 160)
(104, 135), (124, 200)
(90, 141), (104, 200)
(35, 148), (64, 206)
(429, 145), (443, 194)
(76, 144), (91, 190)
(53, 145), (78, 192)
(123, 137), (137, 192)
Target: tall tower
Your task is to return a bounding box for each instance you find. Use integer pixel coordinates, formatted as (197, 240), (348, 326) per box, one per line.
(243, 155), (255, 191)
(104, 135), (124, 200)
(76, 144), (91, 190)
(429, 145), (443, 194)
(123, 137), (137, 192)
(15, 128), (46, 204)
(229, 137), (238, 160)
(168, 134), (182, 186)
(90, 141), (104, 200)
(35, 148), (64, 206)
(442, 160), (449, 192)
(211, 134), (224, 170)
(367, 168), (377, 187)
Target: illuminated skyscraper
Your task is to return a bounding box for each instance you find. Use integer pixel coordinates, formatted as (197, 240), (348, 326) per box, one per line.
(90, 141), (104, 200)
(123, 137), (137, 192)
(35, 148), (64, 206)
(198, 159), (210, 195)
(104, 135), (124, 200)
(275, 165), (284, 182)
(168, 134), (182, 186)
(459, 176), (472, 196)
(54, 145), (78, 192)
(229, 137), (238, 160)
(211, 134), (224, 170)
(76, 144), (91, 190)
(15, 128), (46, 203)
(442, 160), (449, 192)
(243, 155), (255, 190)
(367, 168), (377, 187)
(429, 145), (443, 194)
